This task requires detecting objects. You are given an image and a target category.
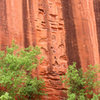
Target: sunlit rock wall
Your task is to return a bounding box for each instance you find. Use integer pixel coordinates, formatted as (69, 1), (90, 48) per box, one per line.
(0, 0), (100, 100)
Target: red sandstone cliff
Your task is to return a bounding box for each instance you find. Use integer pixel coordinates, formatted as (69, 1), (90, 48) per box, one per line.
(0, 0), (100, 100)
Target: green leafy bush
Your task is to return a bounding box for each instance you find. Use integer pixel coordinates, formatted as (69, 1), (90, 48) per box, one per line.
(61, 62), (100, 100)
(0, 92), (12, 100)
(0, 42), (45, 100)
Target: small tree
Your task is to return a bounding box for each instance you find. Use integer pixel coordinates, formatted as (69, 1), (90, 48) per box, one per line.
(61, 62), (100, 100)
(0, 41), (45, 100)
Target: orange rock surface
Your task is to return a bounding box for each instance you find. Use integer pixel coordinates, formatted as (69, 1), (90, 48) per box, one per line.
(0, 0), (100, 99)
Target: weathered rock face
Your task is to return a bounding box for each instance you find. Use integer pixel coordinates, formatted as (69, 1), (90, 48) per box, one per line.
(62, 0), (100, 70)
(0, 0), (100, 99)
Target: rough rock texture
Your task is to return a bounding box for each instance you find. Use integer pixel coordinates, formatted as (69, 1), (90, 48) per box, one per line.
(62, 0), (99, 70)
(0, 0), (100, 100)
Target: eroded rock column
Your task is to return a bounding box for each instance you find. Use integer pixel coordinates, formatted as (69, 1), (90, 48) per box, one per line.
(6, 0), (24, 47)
(34, 0), (67, 99)
(0, 0), (9, 50)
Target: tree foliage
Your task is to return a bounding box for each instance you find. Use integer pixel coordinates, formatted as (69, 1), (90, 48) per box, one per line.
(0, 41), (45, 100)
(61, 63), (100, 100)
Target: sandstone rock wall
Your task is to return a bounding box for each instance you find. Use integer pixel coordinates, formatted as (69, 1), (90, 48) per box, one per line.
(0, 0), (100, 100)
(62, 0), (99, 70)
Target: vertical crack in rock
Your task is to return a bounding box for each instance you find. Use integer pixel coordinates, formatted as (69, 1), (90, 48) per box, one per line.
(43, 0), (53, 73)
(93, 0), (100, 56)
(61, 0), (81, 68)
(0, 0), (9, 50)
(22, 0), (36, 47)
(22, 0), (30, 48)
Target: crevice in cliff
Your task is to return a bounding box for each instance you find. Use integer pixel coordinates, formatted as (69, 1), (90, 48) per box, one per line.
(22, 0), (30, 48)
(61, 0), (81, 68)
(93, 0), (100, 57)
